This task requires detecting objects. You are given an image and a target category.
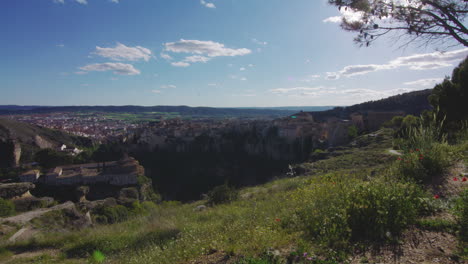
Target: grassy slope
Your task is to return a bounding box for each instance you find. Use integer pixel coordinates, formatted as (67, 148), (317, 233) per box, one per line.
(1, 129), (466, 264)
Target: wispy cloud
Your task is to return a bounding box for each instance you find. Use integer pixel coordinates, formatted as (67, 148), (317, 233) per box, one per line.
(79, 62), (140, 75)
(269, 86), (416, 102)
(184, 55), (211, 63)
(160, 53), (173, 61)
(171, 61), (190, 67)
(200, 0), (215, 8)
(301, 74), (320, 82)
(326, 48), (468, 80)
(93, 43), (152, 62)
(164, 39), (251, 58)
(151, 90), (162, 94)
(252, 38), (268, 46)
(75, 0), (87, 4)
(160, 84), (176, 89)
(403, 78), (443, 87)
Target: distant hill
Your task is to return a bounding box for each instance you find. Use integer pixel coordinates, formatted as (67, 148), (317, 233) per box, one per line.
(0, 105), (298, 118)
(311, 89), (433, 121)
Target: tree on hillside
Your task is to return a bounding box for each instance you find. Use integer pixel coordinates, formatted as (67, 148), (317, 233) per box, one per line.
(429, 56), (468, 123)
(327, 0), (468, 47)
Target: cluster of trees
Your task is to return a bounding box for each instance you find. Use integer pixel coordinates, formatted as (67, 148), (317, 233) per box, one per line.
(429, 56), (468, 125)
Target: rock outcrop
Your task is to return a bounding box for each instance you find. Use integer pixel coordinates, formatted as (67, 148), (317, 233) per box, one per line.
(0, 183), (35, 199)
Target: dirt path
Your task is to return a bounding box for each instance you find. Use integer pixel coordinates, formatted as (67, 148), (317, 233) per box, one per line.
(0, 201), (75, 225)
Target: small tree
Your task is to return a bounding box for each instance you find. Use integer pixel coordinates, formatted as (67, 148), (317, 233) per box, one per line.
(207, 183), (239, 205)
(328, 0), (468, 47)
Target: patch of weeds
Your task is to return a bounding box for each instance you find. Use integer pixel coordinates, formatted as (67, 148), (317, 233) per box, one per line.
(416, 218), (457, 233)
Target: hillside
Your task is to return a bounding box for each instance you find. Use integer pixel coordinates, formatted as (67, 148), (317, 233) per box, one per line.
(0, 118), (92, 167)
(312, 89), (432, 121)
(0, 126), (466, 264)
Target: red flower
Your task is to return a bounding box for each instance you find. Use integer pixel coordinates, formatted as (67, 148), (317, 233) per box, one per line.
(397, 157), (402, 161)
(275, 218), (281, 222)
(434, 194), (440, 199)
(453, 177), (458, 181)
(463, 177), (467, 182)
(416, 149), (420, 151)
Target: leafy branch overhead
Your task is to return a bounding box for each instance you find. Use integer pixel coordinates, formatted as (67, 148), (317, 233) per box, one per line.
(328, 0), (468, 47)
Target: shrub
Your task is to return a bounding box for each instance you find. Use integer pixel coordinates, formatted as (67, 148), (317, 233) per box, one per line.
(454, 189), (468, 243)
(346, 180), (423, 242)
(394, 144), (455, 182)
(0, 198), (15, 217)
(207, 184), (239, 205)
(93, 205), (129, 224)
(293, 176), (424, 249)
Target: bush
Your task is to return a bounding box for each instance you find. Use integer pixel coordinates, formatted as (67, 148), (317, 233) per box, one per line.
(0, 198), (15, 217)
(394, 144), (455, 182)
(93, 205), (129, 224)
(293, 176), (424, 249)
(454, 189), (468, 243)
(207, 184), (239, 205)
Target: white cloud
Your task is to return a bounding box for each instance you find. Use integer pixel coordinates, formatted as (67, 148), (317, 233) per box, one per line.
(152, 90), (162, 94)
(240, 67), (246, 71)
(164, 39), (251, 58)
(79, 62), (140, 75)
(340, 64), (393, 77)
(171, 61), (190, 67)
(56, 44), (65, 48)
(160, 53), (173, 60)
(325, 72), (339, 80)
(110, 0), (119, 3)
(403, 78), (443, 87)
(301, 74), (320, 82)
(389, 48), (468, 70)
(248, 64), (254, 67)
(326, 48), (468, 79)
(200, 0), (215, 8)
(323, 9), (364, 23)
(53, 0), (65, 3)
(75, 0), (87, 4)
(184, 55), (210, 63)
(323, 16), (341, 23)
(252, 38), (268, 46)
(93, 43), (152, 62)
(208, 83), (217, 86)
(160, 84), (176, 89)
(270, 86), (331, 94)
(269, 86), (417, 102)
(240, 77), (247, 81)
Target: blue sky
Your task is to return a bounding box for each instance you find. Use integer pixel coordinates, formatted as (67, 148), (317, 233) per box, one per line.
(1, 0), (467, 107)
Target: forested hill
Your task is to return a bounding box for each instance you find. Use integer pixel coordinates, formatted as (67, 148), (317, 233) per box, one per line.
(311, 89), (432, 120)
